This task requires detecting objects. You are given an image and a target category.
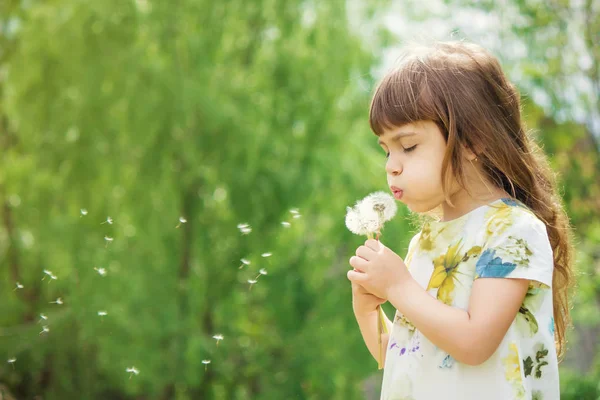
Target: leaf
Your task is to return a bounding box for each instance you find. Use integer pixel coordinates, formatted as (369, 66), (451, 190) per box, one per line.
(523, 356), (534, 377)
(517, 306), (539, 336)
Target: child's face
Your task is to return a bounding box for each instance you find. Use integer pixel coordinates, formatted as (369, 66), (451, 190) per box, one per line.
(378, 120), (456, 213)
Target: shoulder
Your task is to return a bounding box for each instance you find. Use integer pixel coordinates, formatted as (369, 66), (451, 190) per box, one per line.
(477, 199), (554, 288)
(483, 198), (548, 241)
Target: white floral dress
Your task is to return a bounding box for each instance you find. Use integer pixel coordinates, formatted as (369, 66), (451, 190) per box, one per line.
(380, 198), (559, 400)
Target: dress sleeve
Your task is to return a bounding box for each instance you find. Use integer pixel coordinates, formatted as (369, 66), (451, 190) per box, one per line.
(474, 210), (554, 288)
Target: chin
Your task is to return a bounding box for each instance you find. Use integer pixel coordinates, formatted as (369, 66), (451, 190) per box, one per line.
(406, 200), (442, 214)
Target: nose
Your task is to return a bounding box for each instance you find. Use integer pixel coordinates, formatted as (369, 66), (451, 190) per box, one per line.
(386, 156), (402, 176)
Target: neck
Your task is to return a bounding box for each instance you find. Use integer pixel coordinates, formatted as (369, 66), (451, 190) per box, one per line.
(441, 186), (509, 222)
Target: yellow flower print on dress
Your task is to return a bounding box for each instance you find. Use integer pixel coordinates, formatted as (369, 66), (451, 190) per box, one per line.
(419, 222), (437, 252)
(426, 239), (482, 305)
(502, 343), (526, 400)
(485, 202), (514, 237)
(485, 198), (535, 238)
(394, 311), (416, 332)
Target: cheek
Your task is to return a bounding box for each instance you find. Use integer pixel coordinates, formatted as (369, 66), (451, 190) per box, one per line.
(406, 158), (443, 186)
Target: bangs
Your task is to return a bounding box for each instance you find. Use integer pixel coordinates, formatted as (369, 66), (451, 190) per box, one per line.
(369, 57), (443, 136)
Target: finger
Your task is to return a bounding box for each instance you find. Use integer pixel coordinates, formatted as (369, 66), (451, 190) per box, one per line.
(365, 239), (383, 252)
(349, 255), (369, 272)
(347, 269), (368, 283)
(355, 245), (376, 261)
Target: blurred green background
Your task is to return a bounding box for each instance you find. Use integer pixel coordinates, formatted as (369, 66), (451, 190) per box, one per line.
(1, 0), (599, 399)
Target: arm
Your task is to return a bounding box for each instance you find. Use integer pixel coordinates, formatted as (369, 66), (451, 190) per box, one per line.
(354, 309), (394, 364)
(388, 277), (529, 365)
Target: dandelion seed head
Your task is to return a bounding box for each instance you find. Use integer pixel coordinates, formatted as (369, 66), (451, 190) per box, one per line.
(16, 282), (23, 289)
(247, 279), (257, 284)
(52, 298), (63, 305)
(290, 208), (299, 215)
(281, 221), (291, 227)
(360, 191), (397, 222)
(7, 358), (16, 364)
(104, 236), (113, 242)
(240, 227), (252, 235)
(106, 216), (113, 224)
(345, 206), (379, 235)
(50, 274), (57, 280)
(98, 311), (108, 316)
(126, 367), (140, 375)
(179, 217), (187, 224)
(212, 334), (224, 341)
(293, 214), (301, 219)
(237, 223), (249, 229)
(41, 326), (50, 333)
(43, 269), (53, 276)
(261, 252), (272, 258)
(40, 314), (48, 320)
(241, 258), (251, 265)
(259, 268), (267, 275)
(202, 360), (211, 365)
(94, 267), (107, 276)
(80, 209), (88, 216)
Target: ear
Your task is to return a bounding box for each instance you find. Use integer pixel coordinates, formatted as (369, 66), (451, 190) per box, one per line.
(462, 145), (478, 161)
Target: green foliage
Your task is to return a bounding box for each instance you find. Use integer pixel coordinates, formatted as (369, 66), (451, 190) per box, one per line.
(0, 0), (397, 399)
(560, 369), (600, 400)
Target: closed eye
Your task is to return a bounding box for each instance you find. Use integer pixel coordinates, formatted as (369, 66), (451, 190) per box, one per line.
(403, 145), (417, 153)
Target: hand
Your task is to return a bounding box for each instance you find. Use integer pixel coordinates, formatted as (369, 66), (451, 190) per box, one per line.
(351, 281), (386, 316)
(347, 239), (410, 300)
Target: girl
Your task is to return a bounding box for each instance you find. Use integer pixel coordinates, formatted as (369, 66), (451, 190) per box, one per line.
(347, 41), (574, 400)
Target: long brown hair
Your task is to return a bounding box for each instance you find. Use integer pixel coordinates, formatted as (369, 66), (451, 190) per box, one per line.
(369, 41), (574, 360)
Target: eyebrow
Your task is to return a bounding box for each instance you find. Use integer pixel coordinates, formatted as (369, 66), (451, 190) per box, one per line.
(378, 132), (417, 145)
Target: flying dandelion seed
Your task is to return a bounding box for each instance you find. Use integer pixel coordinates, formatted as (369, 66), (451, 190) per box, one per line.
(51, 298), (63, 305)
(293, 214), (301, 219)
(255, 268), (268, 280)
(281, 221), (291, 228)
(261, 252), (272, 258)
(247, 279), (258, 290)
(239, 258), (251, 269)
(98, 311), (108, 317)
(104, 236), (113, 248)
(101, 216), (113, 225)
(14, 282), (23, 290)
(80, 209), (88, 217)
(237, 223), (252, 235)
(40, 326), (49, 335)
(40, 314), (48, 322)
(290, 208), (299, 215)
(49, 274), (57, 282)
(94, 267), (107, 276)
(7, 358), (16, 369)
(42, 269), (53, 281)
(176, 216), (187, 228)
(212, 334), (224, 346)
(126, 367), (139, 379)
(202, 360), (211, 371)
